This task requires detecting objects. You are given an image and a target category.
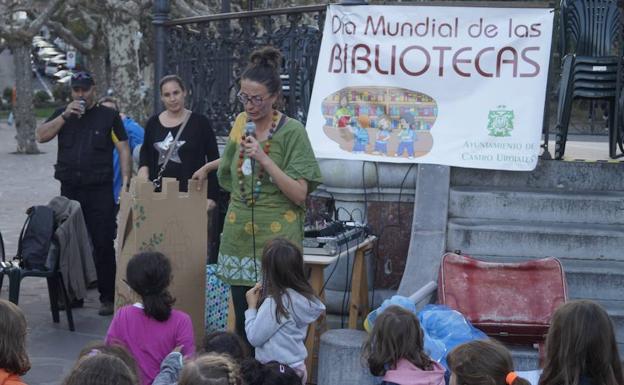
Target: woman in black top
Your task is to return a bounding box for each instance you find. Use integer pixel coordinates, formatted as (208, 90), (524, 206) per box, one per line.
(138, 74), (219, 202)
(139, 75), (221, 259)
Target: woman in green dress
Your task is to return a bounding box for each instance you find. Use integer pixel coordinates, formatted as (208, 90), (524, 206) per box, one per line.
(215, 46), (322, 342)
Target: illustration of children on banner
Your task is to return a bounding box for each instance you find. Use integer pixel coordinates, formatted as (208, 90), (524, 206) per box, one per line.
(334, 94), (354, 128)
(396, 114), (417, 158)
(349, 118), (369, 153)
(322, 86), (435, 159)
(373, 115), (391, 155)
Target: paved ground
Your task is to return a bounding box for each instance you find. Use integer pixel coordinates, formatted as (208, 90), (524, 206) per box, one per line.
(0, 121), (111, 385)
(0, 117), (618, 385)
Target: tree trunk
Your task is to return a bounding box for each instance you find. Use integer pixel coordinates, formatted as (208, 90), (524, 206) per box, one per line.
(106, 13), (146, 123)
(12, 43), (39, 154)
(89, 43), (110, 98)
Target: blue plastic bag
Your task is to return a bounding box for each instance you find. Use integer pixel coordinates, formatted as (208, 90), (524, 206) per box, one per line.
(364, 297), (487, 370)
(419, 304), (488, 369)
(364, 295), (416, 332)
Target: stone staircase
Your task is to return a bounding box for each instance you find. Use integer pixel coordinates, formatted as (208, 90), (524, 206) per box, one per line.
(447, 161), (624, 368)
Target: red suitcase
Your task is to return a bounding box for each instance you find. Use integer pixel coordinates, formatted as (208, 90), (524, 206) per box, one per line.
(438, 253), (568, 344)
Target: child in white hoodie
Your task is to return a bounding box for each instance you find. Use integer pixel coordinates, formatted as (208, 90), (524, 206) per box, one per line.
(363, 305), (446, 385)
(244, 238), (325, 385)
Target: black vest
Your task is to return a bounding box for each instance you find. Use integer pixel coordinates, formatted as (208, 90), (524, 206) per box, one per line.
(54, 105), (118, 185)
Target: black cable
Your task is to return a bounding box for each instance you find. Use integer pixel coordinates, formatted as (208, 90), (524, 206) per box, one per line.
(397, 164), (416, 229)
(343, 226), (369, 327)
(319, 238), (345, 294)
(371, 162), (383, 309)
(364, 163), (415, 308)
(350, 208), (365, 224)
(251, 160), (258, 283)
(335, 207), (353, 222)
(340, 231), (351, 328)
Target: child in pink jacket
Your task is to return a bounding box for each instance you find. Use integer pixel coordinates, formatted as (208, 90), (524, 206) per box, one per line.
(363, 305), (445, 385)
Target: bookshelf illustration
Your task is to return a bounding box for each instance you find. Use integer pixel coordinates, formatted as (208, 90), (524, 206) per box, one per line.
(321, 86), (436, 158)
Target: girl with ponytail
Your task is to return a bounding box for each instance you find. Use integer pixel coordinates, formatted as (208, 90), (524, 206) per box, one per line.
(178, 353), (242, 385)
(447, 340), (531, 385)
(106, 251), (195, 385)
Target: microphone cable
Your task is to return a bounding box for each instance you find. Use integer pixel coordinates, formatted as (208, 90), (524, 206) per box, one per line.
(244, 120), (259, 284)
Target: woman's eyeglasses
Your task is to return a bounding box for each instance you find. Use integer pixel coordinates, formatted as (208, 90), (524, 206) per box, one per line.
(237, 91), (268, 106)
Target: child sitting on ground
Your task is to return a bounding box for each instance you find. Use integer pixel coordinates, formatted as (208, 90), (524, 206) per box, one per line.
(245, 238), (325, 384)
(106, 251), (195, 385)
(447, 339), (530, 385)
(154, 331), (249, 385)
(539, 300), (623, 385)
(77, 343), (140, 381)
(0, 299), (31, 385)
(362, 305), (445, 385)
(178, 353), (242, 385)
(241, 359), (302, 385)
(62, 353), (138, 385)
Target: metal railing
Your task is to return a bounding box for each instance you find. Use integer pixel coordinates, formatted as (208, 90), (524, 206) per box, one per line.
(155, 3), (325, 136)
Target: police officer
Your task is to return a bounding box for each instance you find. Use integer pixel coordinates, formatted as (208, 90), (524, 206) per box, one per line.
(36, 71), (132, 316)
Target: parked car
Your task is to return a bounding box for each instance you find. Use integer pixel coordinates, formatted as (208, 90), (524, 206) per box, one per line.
(33, 40), (54, 49)
(57, 75), (72, 84)
(53, 69), (71, 79)
(45, 62), (61, 77)
(37, 47), (62, 59)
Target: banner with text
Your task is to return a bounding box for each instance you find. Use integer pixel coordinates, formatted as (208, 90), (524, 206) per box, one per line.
(306, 5), (553, 171)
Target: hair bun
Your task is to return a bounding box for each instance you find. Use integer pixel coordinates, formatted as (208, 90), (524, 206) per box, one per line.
(249, 47), (282, 70)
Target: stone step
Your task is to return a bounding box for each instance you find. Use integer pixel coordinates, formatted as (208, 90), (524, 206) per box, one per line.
(324, 288), (395, 316)
(466, 256), (624, 302)
(507, 345), (540, 371)
(451, 160), (624, 191)
(509, 343), (624, 370)
(447, 218), (624, 261)
(449, 187), (624, 225)
(597, 300), (624, 345)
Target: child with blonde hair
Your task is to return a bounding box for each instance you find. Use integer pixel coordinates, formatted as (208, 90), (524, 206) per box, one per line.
(178, 353), (242, 385)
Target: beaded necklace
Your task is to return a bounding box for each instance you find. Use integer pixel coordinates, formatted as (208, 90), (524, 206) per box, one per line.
(237, 110), (279, 206)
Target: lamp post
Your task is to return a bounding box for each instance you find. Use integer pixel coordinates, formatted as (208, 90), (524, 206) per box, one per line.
(153, 0), (170, 114)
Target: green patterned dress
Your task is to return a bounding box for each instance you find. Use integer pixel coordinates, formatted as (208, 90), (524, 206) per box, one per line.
(216, 112), (322, 286)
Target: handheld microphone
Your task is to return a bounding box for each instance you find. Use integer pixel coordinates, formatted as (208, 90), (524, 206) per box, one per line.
(245, 120), (256, 168)
(245, 120), (256, 138)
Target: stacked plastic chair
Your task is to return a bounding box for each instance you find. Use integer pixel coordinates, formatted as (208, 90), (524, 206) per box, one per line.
(554, 0), (623, 159)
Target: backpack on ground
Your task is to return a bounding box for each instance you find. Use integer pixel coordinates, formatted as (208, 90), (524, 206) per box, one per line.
(17, 206), (56, 270)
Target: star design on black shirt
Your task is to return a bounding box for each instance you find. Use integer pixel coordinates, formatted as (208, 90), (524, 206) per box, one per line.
(154, 131), (186, 165)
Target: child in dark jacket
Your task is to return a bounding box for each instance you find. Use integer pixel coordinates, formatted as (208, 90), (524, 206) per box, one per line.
(362, 305), (445, 385)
